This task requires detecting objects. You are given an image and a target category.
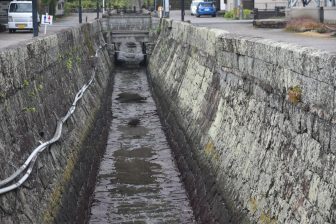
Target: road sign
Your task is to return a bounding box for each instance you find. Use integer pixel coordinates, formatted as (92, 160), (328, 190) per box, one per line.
(41, 14), (53, 25)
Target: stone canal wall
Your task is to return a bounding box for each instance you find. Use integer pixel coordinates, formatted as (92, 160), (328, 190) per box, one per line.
(148, 19), (336, 223)
(0, 21), (113, 223)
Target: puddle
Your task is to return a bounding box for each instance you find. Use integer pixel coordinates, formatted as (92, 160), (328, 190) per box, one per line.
(114, 158), (160, 185)
(114, 147), (154, 158)
(116, 92), (147, 103)
(117, 125), (149, 138)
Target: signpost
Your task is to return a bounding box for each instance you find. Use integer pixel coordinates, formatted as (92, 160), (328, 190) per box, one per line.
(181, 0), (184, 21)
(41, 13), (53, 35)
(32, 0), (38, 37)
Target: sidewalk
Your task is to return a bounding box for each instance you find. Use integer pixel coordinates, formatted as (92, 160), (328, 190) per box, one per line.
(0, 13), (97, 50)
(169, 10), (336, 54)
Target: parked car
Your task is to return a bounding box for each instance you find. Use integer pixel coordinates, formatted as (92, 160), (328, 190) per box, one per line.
(8, 1), (39, 33)
(195, 2), (216, 17)
(190, 1), (202, 15)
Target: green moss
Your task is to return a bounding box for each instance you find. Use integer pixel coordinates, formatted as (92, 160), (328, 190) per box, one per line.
(23, 106), (36, 113)
(42, 109), (99, 223)
(84, 29), (95, 56)
(0, 91), (6, 99)
(66, 58), (73, 72)
(23, 79), (30, 88)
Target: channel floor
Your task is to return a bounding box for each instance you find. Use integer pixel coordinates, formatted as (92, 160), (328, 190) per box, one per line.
(88, 68), (195, 223)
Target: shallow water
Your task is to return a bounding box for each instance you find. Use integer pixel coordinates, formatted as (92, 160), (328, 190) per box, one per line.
(88, 68), (195, 223)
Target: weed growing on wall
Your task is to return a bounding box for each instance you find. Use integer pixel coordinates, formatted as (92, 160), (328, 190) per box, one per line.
(23, 107), (36, 113)
(288, 85), (302, 104)
(23, 80), (30, 88)
(0, 91), (6, 100)
(66, 58), (73, 72)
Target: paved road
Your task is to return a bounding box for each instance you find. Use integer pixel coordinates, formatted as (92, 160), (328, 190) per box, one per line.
(0, 13), (97, 50)
(169, 10), (336, 54)
(1, 11), (335, 53)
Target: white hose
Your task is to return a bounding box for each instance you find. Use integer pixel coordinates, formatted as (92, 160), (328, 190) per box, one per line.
(0, 44), (106, 195)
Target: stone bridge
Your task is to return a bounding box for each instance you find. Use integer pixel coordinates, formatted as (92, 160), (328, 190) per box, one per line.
(0, 14), (335, 224)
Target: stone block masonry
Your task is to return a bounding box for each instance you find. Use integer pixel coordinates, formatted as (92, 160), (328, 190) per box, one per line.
(0, 21), (113, 223)
(148, 19), (336, 223)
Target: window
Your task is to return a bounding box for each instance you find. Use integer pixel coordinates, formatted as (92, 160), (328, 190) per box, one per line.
(9, 3), (32, 13)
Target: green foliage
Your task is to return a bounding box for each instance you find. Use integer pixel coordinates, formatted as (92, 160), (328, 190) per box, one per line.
(224, 9), (251, 19)
(23, 80), (30, 88)
(37, 84), (43, 92)
(64, 1), (77, 15)
(23, 107), (37, 113)
(76, 56), (81, 64)
(111, 0), (130, 8)
(66, 58), (73, 72)
(0, 91), (6, 99)
(82, 0), (95, 8)
(27, 83), (43, 98)
(243, 9), (251, 19)
(224, 10), (234, 18)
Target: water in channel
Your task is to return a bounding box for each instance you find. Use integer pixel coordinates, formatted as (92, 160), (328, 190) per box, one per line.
(88, 67), (195, 223)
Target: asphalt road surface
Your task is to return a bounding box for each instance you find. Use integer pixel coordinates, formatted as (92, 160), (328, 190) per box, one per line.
(169, 10), (336, 54)
(0, 11), (335, 53)
(0, 13), (97, 50)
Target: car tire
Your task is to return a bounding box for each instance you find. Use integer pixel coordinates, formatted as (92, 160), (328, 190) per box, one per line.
(196, 14), (200, 17)
(212, 14), (216, 17)
(8, 29), (12, 33)
(12, 29), (16, 33)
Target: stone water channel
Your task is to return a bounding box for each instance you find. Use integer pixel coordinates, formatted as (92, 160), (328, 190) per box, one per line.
(88, 64), (196, 223)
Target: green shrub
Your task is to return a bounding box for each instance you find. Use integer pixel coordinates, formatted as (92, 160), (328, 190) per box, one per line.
(64, 1), (77, 15)
(82, 0), (95, 8)
(224, 9), (251, 19)
(243, 9), (251, 19)
(224, 10), (234, 18)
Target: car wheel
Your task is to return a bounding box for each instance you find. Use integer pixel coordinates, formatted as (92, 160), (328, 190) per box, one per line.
(196, 14), (200, 17)
(12, 29), (16, 33)
(8, 29), (12, 33)
(212, 14), (216, 17)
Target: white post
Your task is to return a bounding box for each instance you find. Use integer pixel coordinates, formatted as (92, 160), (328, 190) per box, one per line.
(164, 0), (169, 17)
(103, 0), (105, 14)
(44, 13), (48, 34)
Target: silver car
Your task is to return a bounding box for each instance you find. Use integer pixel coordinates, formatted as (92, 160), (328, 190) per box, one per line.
(190, 1), (202, 15)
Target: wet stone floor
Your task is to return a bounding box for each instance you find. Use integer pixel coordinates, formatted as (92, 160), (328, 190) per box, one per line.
(89, 68), (195, 223)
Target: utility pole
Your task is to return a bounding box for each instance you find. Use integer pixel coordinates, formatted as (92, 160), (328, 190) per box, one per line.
(97, 0), (99, 19)
(32, 0), (38, 36)
(181, 0), (184, 21)
(79, 0), (82, 23)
